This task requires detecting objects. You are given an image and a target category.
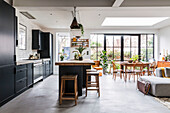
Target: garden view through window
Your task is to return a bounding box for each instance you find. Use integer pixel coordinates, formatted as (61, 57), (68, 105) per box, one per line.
(90, 34), (154, 61)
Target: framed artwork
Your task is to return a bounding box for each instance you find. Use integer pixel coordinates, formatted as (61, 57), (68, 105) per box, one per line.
(18, 23), (27, 50)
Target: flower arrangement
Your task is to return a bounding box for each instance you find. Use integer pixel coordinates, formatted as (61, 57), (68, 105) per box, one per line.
(75, 46), (86, 60)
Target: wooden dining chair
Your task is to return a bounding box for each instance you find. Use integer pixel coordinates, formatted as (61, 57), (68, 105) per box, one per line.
(143, 61), (157, 76)
(133, 62), (144, 81)
(112, 61), (123, 80)
(124, 64), (135, 82)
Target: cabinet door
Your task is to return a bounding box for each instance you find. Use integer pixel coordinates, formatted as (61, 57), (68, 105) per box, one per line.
(32, 30), (42, 50)
(27, 63), (33, 87)
(50, 60), (53, 74)
(0, 66), (15, 103)
(0, 1), (15, 66)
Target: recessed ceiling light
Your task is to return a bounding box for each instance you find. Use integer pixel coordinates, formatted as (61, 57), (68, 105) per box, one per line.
(102, 17), (169, 26)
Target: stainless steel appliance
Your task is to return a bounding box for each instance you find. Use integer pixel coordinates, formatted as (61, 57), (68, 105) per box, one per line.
(33, 62), (43, 83)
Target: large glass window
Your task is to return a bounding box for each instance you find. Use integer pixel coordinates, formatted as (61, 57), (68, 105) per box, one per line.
(141, 34), (154, 61)
(90, 34), (154, 61)
(106, 36), (121, 60)
(58, 34), (70, 61)
(90, 34), (104, 60)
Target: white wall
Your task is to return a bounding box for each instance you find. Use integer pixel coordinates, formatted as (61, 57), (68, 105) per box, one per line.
(158, 26), (170, 60)
(15, 9), (42, 61)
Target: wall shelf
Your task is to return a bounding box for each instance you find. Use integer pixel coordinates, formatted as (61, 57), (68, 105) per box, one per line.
(71, 38), (89, 47)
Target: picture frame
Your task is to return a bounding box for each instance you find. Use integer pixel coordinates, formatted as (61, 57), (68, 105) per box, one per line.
(18, 23), (27, 50)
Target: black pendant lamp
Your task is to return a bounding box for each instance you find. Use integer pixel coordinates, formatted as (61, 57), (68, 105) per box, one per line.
(70, 7), (81, 38)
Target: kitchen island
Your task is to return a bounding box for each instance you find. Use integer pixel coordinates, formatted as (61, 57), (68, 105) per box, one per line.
(56, 59), (95, 96)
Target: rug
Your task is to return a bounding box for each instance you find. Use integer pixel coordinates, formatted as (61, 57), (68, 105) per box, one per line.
(155, 98), (170, 109)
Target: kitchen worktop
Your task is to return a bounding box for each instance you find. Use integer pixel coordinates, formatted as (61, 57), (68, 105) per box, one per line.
(16, 58), (51, 65)
(55, 59), (95, 66)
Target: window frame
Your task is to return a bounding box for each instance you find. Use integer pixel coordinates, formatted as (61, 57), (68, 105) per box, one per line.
(90, 33), (154, 61)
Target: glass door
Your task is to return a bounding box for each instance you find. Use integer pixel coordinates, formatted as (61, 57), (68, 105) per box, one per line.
(105, 34), (139, 61)
(105, 35), (121, 61)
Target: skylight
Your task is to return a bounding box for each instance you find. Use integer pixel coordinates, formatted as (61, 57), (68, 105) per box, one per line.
(102, 17), (169, 26)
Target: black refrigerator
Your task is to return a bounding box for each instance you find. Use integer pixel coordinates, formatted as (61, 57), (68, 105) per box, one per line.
(0, 0), (16, 105)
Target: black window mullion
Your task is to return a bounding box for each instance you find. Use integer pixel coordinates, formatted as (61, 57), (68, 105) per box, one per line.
(121, 35), (124, 61)
(153, 34), (155, 59)
(104, 35), (106, 51)
(138, 35), (141, 60)
(130, 36), (132, 58)
(96, 35), (98, 60)
(113, 36), (114, 60)
(146, 35), (148, 61)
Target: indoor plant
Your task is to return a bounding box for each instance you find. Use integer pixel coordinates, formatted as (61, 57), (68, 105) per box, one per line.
(75, 46), (86, 60)
(131, 55), (139, 63)
(59, 49), (67, 61)
(99, 50), (108, 74)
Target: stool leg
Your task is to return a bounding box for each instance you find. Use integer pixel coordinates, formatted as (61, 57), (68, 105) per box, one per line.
(120, 71), (122, 79)
(86, 75), (88, 97)
(60, 79), (63, 105)
(74, 78), (77, 105)
(97, 76), (100, 97)
(63, 80), (65, 93)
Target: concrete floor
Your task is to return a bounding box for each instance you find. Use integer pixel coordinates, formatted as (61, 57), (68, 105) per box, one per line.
(0, 75), (170, 113)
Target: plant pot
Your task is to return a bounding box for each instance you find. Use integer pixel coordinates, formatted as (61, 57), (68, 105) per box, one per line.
(103, 69), (107, 74)
(60, 58), (64, 61)
(79, 56), (83, 60)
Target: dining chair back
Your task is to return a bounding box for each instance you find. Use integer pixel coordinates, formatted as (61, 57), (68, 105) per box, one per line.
(112, 61), (123, 80)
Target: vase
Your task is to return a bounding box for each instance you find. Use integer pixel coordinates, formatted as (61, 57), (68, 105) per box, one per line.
(60, 58), (64, 61)
(103, 69), (106, 74)
(79, 56), (83, 60)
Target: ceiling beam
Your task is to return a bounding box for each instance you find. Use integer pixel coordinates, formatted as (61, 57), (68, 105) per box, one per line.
(112, 0), (125, 7)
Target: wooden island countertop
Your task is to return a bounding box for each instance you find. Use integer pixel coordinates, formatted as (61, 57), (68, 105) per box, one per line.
(55, 59), (95, 66)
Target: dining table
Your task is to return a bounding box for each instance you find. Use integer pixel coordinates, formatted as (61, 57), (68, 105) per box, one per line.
(115, 61), (151, 82)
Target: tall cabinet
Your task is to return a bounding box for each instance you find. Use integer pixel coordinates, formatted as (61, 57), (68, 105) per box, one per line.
(38, 32), (53, 75)
(0, 0), (16, 105)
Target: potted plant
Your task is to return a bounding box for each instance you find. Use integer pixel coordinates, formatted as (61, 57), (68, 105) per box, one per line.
(99, 50), (108, 74)
(59, 49), (67, 61)
(131, 55), (139, 63)
(75, 46), (86, 60)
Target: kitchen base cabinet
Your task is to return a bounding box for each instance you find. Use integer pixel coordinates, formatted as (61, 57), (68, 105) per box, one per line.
(15, 63), (34, 94)
(44, 61), (50, 78)
(27, 63), (33, 87)
(0, 65), (15, 106)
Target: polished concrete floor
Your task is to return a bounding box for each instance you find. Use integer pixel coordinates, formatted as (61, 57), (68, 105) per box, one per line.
(0, 75), (170, 113)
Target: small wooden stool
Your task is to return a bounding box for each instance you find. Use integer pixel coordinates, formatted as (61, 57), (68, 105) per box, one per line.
(60, 75), (78, 105)
(86, 72), (100, 97)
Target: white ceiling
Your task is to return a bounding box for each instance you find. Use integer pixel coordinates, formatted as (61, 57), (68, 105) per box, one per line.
(14, 0), (170, 30)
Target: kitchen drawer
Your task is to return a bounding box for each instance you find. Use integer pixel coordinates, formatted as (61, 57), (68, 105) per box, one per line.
(15, 79), (27, 93)
(16, 69), (27, 81)
(16, 64), (27, 70)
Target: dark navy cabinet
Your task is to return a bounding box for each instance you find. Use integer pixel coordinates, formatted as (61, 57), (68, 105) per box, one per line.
(38, 32), (53, 74)
(27, 63), (33, 87)
(0, 0), (16, 106)
(32, 30), (43, 50)
(15, 63), (33, 94)
(0, 66), (15, 105)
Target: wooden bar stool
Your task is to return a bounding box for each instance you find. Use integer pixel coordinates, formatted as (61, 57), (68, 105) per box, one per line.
(86, 69), (97, 72)
(60, 75), (78, 105)
(86, 72), (100, 97)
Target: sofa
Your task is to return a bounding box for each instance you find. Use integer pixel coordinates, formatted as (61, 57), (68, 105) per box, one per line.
(138, 67), (170, 97)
